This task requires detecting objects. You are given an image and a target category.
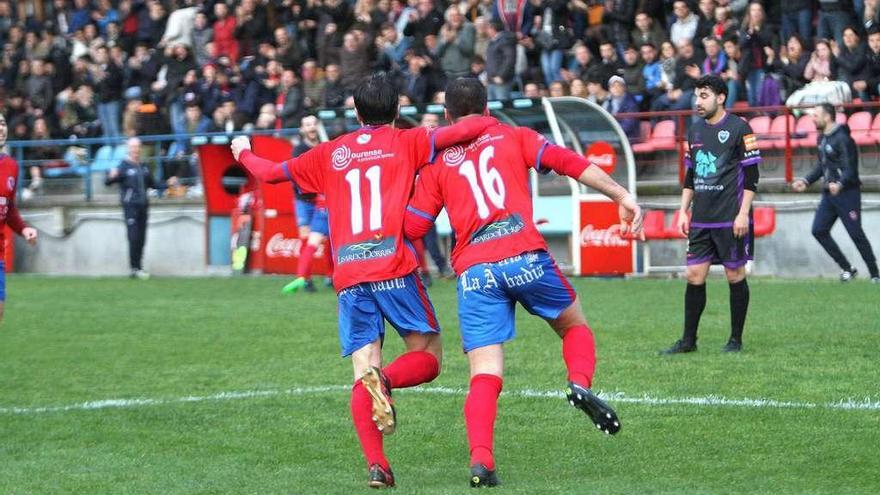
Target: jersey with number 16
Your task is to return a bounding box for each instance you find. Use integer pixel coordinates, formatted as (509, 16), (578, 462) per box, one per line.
(408, 122), (552, 274)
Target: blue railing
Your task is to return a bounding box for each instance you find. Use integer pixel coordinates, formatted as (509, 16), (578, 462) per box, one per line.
(5, 127), (302, 201)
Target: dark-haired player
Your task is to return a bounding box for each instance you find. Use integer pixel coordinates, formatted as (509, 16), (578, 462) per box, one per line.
(230, 73), (495, 488)
(0, 112), (39, 323)
(404, 78), (643, 487)
(660, 74), (760, 355)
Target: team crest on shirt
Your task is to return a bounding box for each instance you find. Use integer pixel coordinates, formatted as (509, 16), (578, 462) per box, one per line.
(6, 177), (14, 190)
(718, 130), (730, 143)
(331, 145), (352, 170)
(442, 146), (466, 167)
(694, 149), (718, 178)
(356, 133), (371, 145)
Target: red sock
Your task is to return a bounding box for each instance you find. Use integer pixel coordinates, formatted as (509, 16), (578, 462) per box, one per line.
(382, 351), (439, 389)
(297, 243), (317, 279)
(465, 374), (503, 470)
(351, 382), (389, 470)
(562, 324), (596, 388)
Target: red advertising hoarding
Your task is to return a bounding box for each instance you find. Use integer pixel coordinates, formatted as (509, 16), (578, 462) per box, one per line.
(578, 200), (633, 276)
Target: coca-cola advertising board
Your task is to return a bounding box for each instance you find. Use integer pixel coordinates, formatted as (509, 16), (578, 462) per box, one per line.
(577, 200), (634, 275)
(247, 136), (331, 276)
(256, 214), (332, 275)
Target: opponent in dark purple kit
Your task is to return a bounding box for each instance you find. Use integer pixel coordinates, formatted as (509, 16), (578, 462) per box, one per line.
(660, 75), (760, 355)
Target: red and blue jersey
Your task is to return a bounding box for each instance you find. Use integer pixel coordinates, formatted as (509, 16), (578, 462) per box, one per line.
(405, 121), (591, 274)
(238, 116), (496, 290)
(0, 154), (28, 259)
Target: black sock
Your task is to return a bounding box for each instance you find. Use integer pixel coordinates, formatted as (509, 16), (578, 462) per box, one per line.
(729, 279), (750, 342)
(683, 283), (706, 345)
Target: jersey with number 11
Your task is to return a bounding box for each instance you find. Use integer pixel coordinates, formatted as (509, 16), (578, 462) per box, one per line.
(408, 122), (551, 274)
(281, 125), (437, 290)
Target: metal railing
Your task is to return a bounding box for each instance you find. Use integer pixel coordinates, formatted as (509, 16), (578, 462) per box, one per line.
(617, 101), (880, 190)
(5, 127), (302, 201)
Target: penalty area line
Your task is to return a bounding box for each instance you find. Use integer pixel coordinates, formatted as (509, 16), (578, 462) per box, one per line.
(1, 386), (879, 415)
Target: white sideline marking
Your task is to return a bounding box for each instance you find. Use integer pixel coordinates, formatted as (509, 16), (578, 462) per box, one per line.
(1, 386), (879, 415)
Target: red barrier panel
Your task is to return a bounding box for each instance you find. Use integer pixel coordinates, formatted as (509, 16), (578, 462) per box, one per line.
(577, 200), (634, 275)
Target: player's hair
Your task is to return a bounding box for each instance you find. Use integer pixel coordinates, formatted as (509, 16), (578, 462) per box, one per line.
(817, 102), (836, 120)
(445, 77), (487, 120)
(695, 74), (728, 98)
(353, 72), (399, 126)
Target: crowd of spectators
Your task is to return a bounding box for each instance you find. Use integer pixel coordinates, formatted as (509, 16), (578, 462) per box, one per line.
(2, 0), (880, 189)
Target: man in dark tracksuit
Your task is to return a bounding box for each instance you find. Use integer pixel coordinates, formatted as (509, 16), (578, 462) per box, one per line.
(105, 137), (157, 279)
(793, 103), (879, 283)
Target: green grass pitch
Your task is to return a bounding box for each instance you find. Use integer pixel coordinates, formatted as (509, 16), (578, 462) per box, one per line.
(1, 276), (878, 494)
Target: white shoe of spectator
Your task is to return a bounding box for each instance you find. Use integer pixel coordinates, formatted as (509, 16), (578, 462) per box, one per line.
(132, 269), (151, 280)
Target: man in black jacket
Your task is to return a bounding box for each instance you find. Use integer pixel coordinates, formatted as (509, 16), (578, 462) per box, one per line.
(105, 138), (158, 279)
(485, 19), (516, 100)
(792, 103), (879, 283)
(92, 45), (124, 138)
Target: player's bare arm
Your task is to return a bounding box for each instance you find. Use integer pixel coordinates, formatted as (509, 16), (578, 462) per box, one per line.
(537, 142), (643, 236)
(678, 188), (694, 236)
(734, 189), (756, 238)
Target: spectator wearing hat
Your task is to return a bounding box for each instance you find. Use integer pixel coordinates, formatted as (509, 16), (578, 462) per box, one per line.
(604, 75), (640, 139)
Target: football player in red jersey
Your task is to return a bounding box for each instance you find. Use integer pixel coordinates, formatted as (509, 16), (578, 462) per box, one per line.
(404, 78), (643, 487)
(230, 73), (495, 488)
(0, 113), (39, 323)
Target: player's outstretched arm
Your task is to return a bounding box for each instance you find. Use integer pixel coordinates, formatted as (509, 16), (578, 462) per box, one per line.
(538, 143), (644, 236)
(232, 136), (294, 184)
(430, 116), (497, 151)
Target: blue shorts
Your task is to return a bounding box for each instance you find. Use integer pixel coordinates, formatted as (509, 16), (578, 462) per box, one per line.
(0, 261), (5, 302)
(337, 271), (440, 357)
(295, 199), (315, 228)
(309, 207), (329, 236)
(457, 251), (576, 353)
